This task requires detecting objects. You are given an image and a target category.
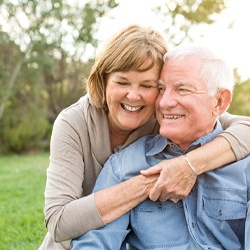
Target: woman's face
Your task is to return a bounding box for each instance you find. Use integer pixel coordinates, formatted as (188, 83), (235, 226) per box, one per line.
(106, 62), (160, 133)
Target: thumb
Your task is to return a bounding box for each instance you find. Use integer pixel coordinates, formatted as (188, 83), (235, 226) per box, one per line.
(140, 165), (163, 176)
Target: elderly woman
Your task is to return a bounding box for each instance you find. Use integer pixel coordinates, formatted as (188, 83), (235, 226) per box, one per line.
(39, 25), (250, 250)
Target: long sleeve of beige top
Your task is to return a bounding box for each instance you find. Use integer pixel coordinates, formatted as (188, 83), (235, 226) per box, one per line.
(39, 96), (250, 250)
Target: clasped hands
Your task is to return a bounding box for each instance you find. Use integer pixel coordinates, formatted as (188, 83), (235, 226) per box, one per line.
(140, 156), (197, 202)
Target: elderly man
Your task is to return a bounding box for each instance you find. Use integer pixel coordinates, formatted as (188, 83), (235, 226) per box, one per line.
(71, 45), (250, 250)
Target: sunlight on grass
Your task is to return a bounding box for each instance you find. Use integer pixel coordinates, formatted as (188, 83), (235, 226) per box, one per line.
(0, 153), (49, 250)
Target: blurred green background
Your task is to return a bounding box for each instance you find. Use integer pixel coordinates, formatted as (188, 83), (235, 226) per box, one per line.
(0, 153), (48, 249)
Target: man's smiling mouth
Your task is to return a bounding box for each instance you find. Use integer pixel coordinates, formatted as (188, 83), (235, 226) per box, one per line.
(163, 115), (184, 119)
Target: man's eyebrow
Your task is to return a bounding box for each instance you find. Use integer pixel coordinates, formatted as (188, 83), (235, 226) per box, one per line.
(174, 81), (198, 89)
(174, 81), (207, 93)
(174, 81), (189, 86)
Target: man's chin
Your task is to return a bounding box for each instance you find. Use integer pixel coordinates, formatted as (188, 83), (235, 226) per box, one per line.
(159, 129), (180, 140)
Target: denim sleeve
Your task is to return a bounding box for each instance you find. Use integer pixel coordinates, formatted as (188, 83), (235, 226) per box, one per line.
(93, 153), (125, 191)
(246, 201), (250, 249)
(71, 214), (130, 250)
(71, 154), (130, 250)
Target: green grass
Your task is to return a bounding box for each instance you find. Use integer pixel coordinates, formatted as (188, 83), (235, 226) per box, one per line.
(0, 153), (49, 250)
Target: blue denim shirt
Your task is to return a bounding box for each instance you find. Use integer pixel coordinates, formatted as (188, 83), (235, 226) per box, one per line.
(71, 121), (250, 250)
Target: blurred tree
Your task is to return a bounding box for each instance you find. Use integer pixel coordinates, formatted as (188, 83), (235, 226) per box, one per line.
(228, 78), (250, 116)
(154, 0), (229, 45)
(0, 32), (25, 120)
(0, 0), (118, 153)
(0, 31), (50, 153)
(0, 0), (117, 121)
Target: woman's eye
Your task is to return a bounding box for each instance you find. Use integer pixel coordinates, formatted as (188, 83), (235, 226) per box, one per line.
(141, 85), (154, 89)
(113, 81), (129, 86)
(141, 82), (158, 89)
(119, 82), (129, 85)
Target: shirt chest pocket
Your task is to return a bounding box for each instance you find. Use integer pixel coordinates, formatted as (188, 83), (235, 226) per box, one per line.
(202, 196), (247, 220)
(200, 194), (247, 247)
(131, 199), (190, 249)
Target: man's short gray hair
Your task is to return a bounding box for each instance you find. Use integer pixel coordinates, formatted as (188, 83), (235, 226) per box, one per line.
(163, 44), (234, 96)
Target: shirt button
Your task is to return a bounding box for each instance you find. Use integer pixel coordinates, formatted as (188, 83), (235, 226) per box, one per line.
(218, 209), (223, 216)
(158, 203), (163, 209)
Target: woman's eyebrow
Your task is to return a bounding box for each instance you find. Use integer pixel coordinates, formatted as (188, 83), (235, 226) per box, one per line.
(113, 75), (128, 80)
(114, 75), (158, 84)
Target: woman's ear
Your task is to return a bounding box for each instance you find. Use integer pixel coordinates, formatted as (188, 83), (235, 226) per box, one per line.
(213, 89), (232, 116)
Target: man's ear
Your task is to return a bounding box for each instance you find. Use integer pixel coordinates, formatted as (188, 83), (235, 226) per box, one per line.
(213, 89), (232, 116)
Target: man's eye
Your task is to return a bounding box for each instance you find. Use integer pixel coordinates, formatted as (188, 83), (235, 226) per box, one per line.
(158, 86), (165, 94)
(178, 88), (191, 95)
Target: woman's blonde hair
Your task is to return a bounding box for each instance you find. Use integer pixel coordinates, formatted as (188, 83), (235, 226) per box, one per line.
(87, 24), (167, 109)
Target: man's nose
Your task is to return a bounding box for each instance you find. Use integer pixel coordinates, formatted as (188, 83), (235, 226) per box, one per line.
(159, 89), (178, 108)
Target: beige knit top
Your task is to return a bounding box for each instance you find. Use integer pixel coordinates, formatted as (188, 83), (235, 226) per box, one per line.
(39, 95), (250, 250)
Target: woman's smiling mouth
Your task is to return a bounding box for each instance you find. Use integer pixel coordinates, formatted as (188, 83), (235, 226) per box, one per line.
(121, 104), (144, 112)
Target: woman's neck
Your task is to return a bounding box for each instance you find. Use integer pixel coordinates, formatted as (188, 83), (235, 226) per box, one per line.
(108, 122), (131, 152)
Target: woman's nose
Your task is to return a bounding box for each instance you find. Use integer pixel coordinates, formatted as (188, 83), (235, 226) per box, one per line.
(126, 86), (141, 101)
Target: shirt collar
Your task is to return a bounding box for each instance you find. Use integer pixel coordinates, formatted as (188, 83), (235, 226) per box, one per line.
(146, 119), (223, 157)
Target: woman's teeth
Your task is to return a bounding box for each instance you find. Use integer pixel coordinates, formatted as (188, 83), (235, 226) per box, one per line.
(122, 104), (143, 112)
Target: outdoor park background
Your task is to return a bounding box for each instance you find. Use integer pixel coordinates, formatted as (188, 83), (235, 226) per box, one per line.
(0, 0), (250, 249)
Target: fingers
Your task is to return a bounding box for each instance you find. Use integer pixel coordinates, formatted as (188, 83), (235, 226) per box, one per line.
(148, 175), (170, 201)
(140, 165), (163, 176)
(149, 186), (162, 201)
(144, 157), (198, 202)
(150, 183), (183, 202)
(169, 198), (179, 203)
(148, 173), (196, 202)
(157, 192), (171, 202)
(149, 179), (195, 202)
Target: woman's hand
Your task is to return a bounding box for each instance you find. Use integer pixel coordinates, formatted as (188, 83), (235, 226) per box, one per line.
(140, 156), (197, 202)
(95, 173), (159, 224)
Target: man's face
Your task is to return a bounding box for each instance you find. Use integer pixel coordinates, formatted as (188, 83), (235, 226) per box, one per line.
(155, 55), (219, 149)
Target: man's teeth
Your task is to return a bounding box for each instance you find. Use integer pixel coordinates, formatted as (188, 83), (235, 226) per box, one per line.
(122, 104), (143, 112)
(163, 115), (183, 119)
